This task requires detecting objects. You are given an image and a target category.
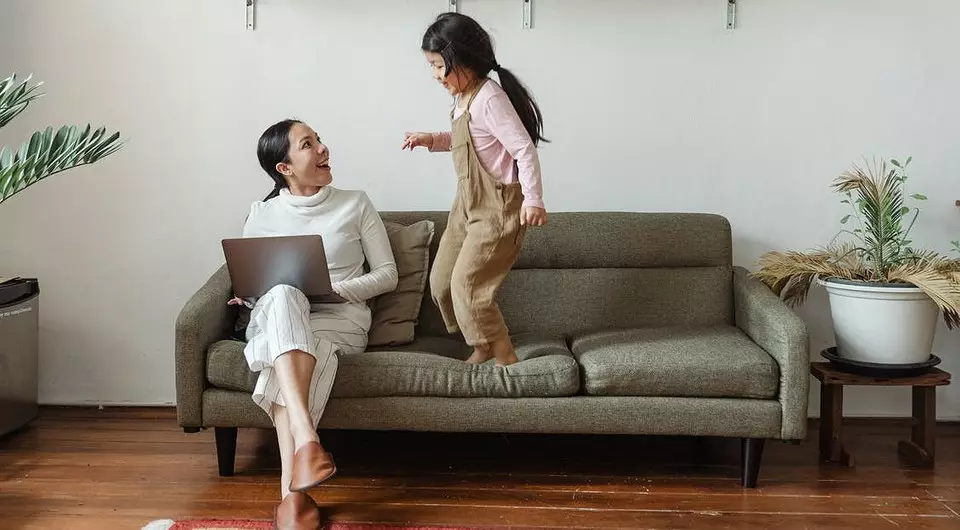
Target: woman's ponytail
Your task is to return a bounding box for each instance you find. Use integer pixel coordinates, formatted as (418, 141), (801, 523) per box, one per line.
(256, 119), (300, 202)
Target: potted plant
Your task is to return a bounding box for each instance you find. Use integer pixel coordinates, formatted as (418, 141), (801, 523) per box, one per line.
(752, 157), (960, 366)
(0, 72), (124, 436)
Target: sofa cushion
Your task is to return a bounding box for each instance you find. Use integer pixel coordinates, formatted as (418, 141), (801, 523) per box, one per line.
(570, 326), (779, 399)
(207, 333), (580, 398)
(367, 220), (435, 346)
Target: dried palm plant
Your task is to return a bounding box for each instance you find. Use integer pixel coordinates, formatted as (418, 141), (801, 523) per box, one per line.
(752, 157), (960, 329)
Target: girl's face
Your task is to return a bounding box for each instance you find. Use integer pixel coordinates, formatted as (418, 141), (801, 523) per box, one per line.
(425, 51), (474, 96)
(277, 122), (332, 194)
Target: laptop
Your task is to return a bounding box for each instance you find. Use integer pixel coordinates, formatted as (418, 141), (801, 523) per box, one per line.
(221, 234), (347, 304)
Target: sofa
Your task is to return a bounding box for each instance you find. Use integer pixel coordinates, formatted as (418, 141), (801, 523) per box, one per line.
(175, 211), (809, 488)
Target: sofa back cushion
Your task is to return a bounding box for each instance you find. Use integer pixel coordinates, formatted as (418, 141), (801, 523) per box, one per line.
(379, 211), (733, 338)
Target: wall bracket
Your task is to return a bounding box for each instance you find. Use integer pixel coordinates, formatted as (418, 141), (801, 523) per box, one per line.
(246, 0), (256, 30)
(727, 0), (737, 29)
(447, 0), (533, 29)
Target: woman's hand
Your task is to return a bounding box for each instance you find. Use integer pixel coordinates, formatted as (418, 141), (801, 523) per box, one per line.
(401, 132), (434, 151)
(520, 206), (548, 227)
(227, 296), (245, 306)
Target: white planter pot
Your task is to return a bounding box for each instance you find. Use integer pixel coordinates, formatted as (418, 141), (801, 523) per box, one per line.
(819, 278), (939, 365)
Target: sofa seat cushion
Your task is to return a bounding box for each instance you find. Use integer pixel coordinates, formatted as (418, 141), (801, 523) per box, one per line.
(570, 326), (779, 399)
(207, 333), (580, 398)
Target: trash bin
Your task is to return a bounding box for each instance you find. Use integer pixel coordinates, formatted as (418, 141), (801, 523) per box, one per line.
(0, 277), (40, 437)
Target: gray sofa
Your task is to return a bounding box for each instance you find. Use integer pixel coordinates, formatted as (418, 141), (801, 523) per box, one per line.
(175, 212), (809, 488)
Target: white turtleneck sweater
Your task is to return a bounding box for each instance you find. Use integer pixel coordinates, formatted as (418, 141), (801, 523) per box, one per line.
(241, 186), (398, 307)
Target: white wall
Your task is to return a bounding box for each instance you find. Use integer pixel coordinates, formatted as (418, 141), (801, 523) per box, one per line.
(1, 0), (958, 419)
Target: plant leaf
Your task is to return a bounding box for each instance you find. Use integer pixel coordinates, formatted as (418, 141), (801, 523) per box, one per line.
(911, 193), (927, 200)
(0, 73), (45, 128)
(0, 122), (124, 204)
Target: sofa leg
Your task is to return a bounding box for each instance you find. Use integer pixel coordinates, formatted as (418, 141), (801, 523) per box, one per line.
(183, 427), (201, 434)
(741, 438), (765, 488)
(215, 427), (238, 477)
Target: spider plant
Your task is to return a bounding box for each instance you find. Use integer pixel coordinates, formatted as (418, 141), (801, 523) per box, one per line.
(752, 157), (960, 329)
(0, 73), (124, 205)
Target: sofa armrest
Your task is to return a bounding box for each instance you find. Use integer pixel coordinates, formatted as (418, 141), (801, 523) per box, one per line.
(175, 264), (236, 428)
(733, 266), (810, 440)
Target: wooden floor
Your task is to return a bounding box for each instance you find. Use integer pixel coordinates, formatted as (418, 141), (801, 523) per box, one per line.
(1, 407), (958, 529)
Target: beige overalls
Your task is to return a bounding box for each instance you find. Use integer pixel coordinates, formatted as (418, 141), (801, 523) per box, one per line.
(430, 79), (527, 347)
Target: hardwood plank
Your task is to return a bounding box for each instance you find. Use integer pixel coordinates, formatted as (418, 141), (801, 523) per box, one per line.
(941, 501), (960, 517)
(6, 477), (957, 516)
(927, 487), (960, 502)
(4, 495), (959, 530)
(325, 506), (960, 530)
(1, 462), (951, 500)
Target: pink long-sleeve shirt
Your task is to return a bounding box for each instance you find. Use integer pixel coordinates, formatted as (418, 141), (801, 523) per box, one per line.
(429, 80), (544, 209)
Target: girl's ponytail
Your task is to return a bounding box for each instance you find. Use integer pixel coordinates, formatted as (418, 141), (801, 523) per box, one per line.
(493, 65), (548, 146)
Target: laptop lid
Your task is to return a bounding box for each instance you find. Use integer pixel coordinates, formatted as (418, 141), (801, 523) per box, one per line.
(221, 235), (345, 303)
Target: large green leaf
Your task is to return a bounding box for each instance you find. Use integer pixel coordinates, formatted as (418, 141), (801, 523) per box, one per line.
(0, 73), (45, 128)
(0, 123), (124, 204)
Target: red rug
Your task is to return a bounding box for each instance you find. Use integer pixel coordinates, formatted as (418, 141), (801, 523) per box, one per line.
(145, 521), (482, 530)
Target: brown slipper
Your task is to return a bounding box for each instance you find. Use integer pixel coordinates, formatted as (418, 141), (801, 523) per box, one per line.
(289, 441), (337, 492)
(273, 491), (321, 530)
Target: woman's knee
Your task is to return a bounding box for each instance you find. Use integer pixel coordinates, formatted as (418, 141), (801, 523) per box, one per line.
(264, 284), (309, 306)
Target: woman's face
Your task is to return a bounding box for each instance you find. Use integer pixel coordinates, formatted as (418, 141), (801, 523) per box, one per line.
(277, 122), (332, 192)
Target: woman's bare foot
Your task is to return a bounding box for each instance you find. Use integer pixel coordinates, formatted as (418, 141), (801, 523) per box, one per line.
(490, 337), (519, 366)
(465, 344), (493, 364)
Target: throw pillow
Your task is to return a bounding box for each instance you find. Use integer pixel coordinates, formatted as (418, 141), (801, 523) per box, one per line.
(368, 219), (435, 346)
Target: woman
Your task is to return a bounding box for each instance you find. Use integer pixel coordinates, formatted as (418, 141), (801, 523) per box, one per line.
(230, 119), (398, 529)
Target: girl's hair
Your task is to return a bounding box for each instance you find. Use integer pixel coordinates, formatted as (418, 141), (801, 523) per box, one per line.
(421, 12), (547, 146)
(256, 119), (301, 201)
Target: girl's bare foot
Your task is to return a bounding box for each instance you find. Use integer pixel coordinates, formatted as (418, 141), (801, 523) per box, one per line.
(465, 344), (493, 364)
(490, 337), (519, 366)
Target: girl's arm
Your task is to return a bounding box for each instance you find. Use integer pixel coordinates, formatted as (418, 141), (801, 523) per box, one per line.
(428, 131), (452, 152)
(480, 92), (544, 209)
(402, 131), (450, 151)
(331, 193), (398, 303)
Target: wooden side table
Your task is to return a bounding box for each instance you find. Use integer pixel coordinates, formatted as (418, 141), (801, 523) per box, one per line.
(811, 362), (951, 468)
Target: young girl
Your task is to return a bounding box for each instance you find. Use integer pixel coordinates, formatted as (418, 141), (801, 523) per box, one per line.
(402, 12), (548, 367)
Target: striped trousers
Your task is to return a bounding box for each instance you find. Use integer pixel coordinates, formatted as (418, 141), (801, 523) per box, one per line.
(243, 284), (368, 426)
